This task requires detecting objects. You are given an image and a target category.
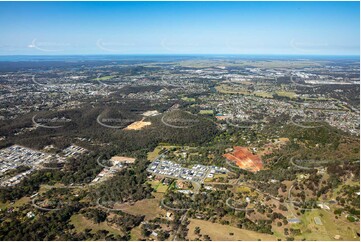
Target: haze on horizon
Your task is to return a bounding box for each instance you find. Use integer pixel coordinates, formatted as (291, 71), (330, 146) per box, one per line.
(0, 1), (359, 56)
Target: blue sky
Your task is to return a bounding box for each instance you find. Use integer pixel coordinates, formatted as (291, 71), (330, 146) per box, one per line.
(0, 1), (359, 55)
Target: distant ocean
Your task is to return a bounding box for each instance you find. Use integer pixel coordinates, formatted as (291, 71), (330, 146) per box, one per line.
(0, 54), (359, 62)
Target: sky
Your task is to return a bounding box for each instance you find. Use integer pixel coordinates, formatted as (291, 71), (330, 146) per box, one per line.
(0, 1), (359, 56)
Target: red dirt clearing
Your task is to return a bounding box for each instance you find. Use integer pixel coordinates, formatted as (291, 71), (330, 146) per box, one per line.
(223, 146), (263, 173)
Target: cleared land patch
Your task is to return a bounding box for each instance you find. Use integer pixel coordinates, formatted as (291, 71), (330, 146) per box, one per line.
(254, 91), (273, 98)
(0, 196), (30, 209)
(181, 97), (196, 102)
(124, 118), (151, 130)
(94, 75), (116, 81)
(199, 110), (214, 115)
(70, 214), (124, 236)
(215, 84), (250, 95)
(114, 193), (165, 220)
(223, 146), (263, 173)
(275, 90), (298, 98)
(187, 218), (277, 241)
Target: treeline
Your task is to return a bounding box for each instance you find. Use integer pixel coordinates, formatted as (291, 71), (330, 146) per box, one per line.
(0, 202), (132, 241)
(89, 159), (153, 204)
(0, 204), (82, 240)
(1, 103), (219, 154)
(109, 211), (145, 232)
(0, 151), (106, 202)
(0, 169), (63, 203)
(165, 189), (275, 235)
(61, 152), (103, 185)
(81, 208), (107, 223)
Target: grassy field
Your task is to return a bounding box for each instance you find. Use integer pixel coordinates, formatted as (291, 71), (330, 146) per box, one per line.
(149, 180), (160, 189)
(147, 146), (163, 161)
(147, 145), (180, 161)
(181, 97), (196, 102)
(235, 186), (252, 193)
(149, 180), (169, 193)
(147, 145), (195, 161)
(187, 218), (277, 241)
(275, 90), (298, 98)
(215, 84), (250, 95)
(70, 214), (124, 236)
(203, 173), (228, 183)
(216, 84), (294, 100)
(301, 96), (334, 101)
(291, 209), (359, 241)
(156, 183), (169, 193)
(130, 225), (143, 241)
(0, 202), (8, 210)
(14, 196), (30, 207)
(115, 193), (165, 220)
(254, 91), (273, 98)
(199, 110), (214, 115)
(332, 179), (359, 200)
(0, 196), (30, 210)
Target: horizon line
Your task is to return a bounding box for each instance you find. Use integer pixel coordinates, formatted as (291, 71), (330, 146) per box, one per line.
(0, 53), (359, 57)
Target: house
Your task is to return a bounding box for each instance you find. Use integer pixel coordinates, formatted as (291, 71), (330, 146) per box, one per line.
(166, 212), (174, 220)
(27, 211), (35, 218)
(287, 218), (301, 224)
(176, 180), (191, 189)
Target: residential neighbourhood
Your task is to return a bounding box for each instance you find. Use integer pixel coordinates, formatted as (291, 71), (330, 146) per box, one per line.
(147, 159), (229, 183)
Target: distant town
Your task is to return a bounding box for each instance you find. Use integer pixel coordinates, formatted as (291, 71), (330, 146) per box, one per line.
(0, 56), (359, 241)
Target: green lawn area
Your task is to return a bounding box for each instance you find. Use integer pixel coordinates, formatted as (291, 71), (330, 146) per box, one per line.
(0, 196), (30, 210)
(148, 180), (169, 193)
(215, 85), (250, 95)
(291, 209), (359, 241)
(14, 196), (30, 207)
(199, 110), (214, 115)
(275, 90), (298, 98)
(301, 97), (334, 101)
(147, 145), (179, 161)
(148, 180), (160, 189)
(147, 144), (194, 161)
(204, 173), (228, 183)
(130, 225), (143, 240)
(117, 193), (165, 221)
(254, 91), (273, 98)
(181, 97), (196, 102)
(156, 183), (169, 193)
(147, 146), (163, 161)
(0, 202), (9, 210)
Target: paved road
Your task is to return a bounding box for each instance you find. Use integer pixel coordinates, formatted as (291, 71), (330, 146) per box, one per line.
(286, 184), (299, 218)
(41, 184), (89, 189)
(32, 198), (61, 211)
(160, 198), (190, 212)
(225, 198), (254, 212)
